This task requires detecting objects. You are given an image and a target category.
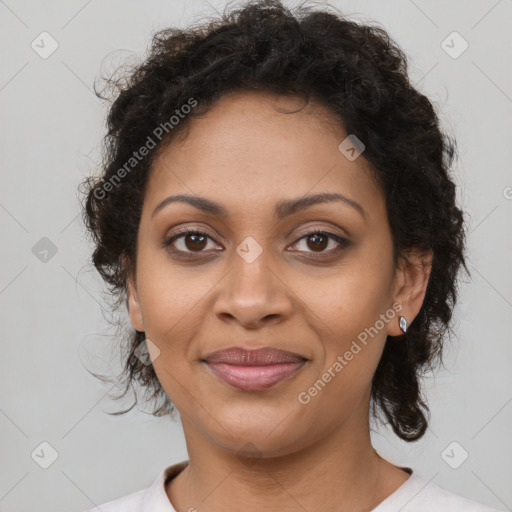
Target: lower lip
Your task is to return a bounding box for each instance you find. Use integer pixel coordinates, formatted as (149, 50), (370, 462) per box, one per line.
(205, 361), (307, 391)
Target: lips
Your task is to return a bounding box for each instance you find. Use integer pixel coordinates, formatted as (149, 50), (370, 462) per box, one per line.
(204, 347), (307, 365)
(202, 347), (308, 391)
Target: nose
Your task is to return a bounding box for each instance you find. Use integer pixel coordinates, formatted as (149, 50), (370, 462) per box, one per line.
(213, 248), (294, 330)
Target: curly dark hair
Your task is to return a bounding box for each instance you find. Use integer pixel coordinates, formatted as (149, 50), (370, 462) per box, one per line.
(80, 0), (469, 442)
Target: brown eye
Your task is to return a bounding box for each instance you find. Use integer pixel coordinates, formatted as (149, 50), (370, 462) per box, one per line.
(163, 228), (350, 261)
(182, 233), (208, 251)
(163, 229), (219, 256)
(289, 230), (351, 257)
(305, 233), (329, 252)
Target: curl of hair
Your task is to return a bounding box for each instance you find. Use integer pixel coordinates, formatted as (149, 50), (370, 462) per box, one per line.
(80, 0), (469, 440)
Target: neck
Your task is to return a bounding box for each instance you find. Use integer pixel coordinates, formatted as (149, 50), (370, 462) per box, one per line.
(166, 399), (409, 511)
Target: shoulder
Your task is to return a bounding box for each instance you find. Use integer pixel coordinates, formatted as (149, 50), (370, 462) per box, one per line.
(383, 473), (504, 512)
(82, 489), (145, 512)
(81, 460), (188, 512)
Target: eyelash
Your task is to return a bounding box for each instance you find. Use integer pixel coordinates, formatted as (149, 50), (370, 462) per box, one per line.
(162, 227), (351, 260)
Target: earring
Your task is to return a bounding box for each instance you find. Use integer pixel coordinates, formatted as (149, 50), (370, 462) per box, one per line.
(399, 316), (407, 333)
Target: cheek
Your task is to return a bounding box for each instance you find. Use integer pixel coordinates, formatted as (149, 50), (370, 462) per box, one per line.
(300, 261), (392, 337)
(295, 254), (393, 382)
(135, 243), (208, 333)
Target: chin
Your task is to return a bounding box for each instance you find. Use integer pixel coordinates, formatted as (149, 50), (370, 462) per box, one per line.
(205, 406), (309, 455)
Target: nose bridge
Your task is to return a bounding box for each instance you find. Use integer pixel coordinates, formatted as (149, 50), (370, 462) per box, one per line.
(214, 239), (291, 327)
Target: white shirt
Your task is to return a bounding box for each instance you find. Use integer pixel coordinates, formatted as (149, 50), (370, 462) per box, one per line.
(84, 460), (504, 511)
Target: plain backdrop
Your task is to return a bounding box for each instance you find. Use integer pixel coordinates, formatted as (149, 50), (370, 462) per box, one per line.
(0, 0), (511, 511)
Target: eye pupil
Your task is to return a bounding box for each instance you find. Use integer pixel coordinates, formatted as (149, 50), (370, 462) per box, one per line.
(307, 233), (328, 252)
(185, 234), (207, 251)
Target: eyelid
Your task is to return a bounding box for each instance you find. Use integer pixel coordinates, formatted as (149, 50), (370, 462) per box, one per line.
(163, 223), (349, 244)
(292, 224), (350, 241)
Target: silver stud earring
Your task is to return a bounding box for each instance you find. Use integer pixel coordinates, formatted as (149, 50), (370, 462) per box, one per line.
(399, 316), (407, 333)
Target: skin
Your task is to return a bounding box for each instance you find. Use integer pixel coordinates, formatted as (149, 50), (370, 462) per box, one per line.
(126, 90), (433, 511)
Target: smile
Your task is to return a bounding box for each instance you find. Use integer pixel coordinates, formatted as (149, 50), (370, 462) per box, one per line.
(201, 346), (309, 391)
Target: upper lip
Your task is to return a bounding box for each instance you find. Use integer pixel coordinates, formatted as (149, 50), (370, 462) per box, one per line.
(202, 347), (308, 366)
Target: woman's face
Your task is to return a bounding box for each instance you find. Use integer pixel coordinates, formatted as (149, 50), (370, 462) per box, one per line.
(127, 91), (428, 458)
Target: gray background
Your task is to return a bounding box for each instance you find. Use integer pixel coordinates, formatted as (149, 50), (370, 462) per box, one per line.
(0, 0), (511, 510)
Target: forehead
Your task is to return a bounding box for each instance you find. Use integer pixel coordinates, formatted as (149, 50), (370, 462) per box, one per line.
(146, 91), (383, 221)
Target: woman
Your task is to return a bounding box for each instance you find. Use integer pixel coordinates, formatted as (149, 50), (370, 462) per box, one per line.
(81, 0), (503, 510)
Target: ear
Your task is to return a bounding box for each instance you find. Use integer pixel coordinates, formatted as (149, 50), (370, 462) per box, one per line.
(387, 248), (433, 336)
(122, 255), (144, 332)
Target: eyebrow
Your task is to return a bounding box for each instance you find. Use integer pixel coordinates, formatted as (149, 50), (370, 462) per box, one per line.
(151, 192), (366, 221)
